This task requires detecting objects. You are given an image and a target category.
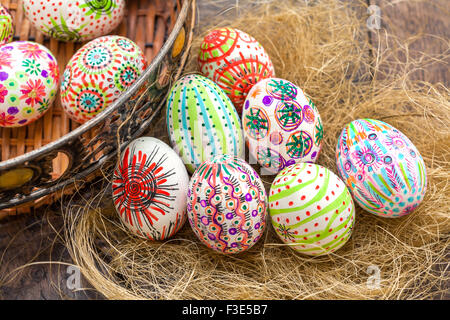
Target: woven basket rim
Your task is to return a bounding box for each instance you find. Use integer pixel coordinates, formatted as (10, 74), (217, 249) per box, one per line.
(0, 0), (192, 172)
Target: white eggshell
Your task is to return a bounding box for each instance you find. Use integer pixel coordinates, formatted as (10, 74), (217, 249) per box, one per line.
(242, 78), (324, 174)
(0, 41), (59, 128)
(61, 35), (147, 123)
(23, 0), (125, 42)
(269, 162), (355, 256)
(112, 137), (189, 240)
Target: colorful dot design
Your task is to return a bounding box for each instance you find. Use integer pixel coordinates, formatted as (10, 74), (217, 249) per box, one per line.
(242, 78), (323, 174)
(269, 163), (355, 256)
(0, 5), (14, 46)
(0, 41), (59, 128)
(336, 119), (427, 218)
(198, 27), (275, 112)
(187, 154), (268, 254)
(61, 36), (147, 123)
(112, 137), (189, 241)
(22, 0), (125, 42)
(166, 74), (244, 174)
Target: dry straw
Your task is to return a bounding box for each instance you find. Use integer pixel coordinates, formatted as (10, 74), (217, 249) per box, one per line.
(63, 0), (449, 299)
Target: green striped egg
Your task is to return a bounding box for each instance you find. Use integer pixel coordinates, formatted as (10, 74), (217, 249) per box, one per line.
(166, 74), (244, 173)
(269, 163), (355, 256)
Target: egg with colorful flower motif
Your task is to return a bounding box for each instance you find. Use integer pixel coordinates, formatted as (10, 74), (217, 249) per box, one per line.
(0, 41), (59, 128)
(61, 35), (147, 123)
(242, 78), (323, 174)
(198, 27), (275, 112)
(336, 119), (427, 218)
(187, 155), (268, 254)
(112, 137), (189, 240)
(0, 5), (14, 45)
(23, 0), (125, 42)
(269, 162), (355, 256)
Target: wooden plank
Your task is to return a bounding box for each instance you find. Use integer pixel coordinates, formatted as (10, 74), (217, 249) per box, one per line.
(369, 0), (449, 84)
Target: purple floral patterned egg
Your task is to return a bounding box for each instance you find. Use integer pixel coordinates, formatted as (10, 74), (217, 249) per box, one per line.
(336, 119), (427, 218)
(242, 78), (324, 174)
(187, 154), (268, 254)
(0, 41), (59, 128)
(61, 36), (147, 123)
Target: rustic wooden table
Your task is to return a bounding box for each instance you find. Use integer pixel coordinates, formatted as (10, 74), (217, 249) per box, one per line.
(0, 0), (448, 300)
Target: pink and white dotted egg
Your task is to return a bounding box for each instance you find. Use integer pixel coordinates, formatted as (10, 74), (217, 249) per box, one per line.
(23, 0), (125, 42)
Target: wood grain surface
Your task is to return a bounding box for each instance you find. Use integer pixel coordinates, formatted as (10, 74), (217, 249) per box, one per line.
(0, 0), (448, 300)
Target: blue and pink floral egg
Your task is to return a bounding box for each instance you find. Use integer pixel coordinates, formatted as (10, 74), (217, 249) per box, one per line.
(336, 119), (427, 218)
(242, 78), (323, 174)
(187, 155), (267, 254)
(23, 0), (125, 42)
(61, 35), (147, 123)
(0, 41), (59, 128)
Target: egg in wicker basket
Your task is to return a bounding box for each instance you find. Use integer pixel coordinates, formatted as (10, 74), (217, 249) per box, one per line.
(0, 0), (196, 217)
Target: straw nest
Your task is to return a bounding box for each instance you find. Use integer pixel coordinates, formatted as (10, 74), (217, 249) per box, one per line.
(62, 0), (449, 299)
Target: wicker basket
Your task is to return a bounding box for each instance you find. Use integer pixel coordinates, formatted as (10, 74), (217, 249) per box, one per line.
(0, 0), (196, 218)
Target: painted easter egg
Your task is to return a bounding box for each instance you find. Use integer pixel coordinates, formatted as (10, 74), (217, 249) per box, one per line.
(0, 41), (59, 128)
(61, 35), (147, 123)
(269, 162), (355, 256)
(242, 78), (323, 174)
(0, 5), (14, 45)
(22, 0), (125, 42)
(198, 27), (275, 112)
(187, 154), (267, 254)
(166, 74), (244, 174)
(336, 119), (427, 218)
(112, 137), (189, 240)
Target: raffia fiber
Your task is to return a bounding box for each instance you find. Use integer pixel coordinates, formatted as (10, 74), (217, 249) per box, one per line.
(62, 0), (449, 299)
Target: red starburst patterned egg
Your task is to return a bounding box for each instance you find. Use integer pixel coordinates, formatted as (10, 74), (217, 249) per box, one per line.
(61, 35), (147, 123)
(198, 27), (275, 113)
(23, 0), (125, 42)
(112, 137), (190, 241)
(0, 41), (59, 128)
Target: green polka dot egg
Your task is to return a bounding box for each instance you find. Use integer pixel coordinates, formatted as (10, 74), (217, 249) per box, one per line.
(0, 41), (59, 128)
(61, 36), (147, 123)
(23, 0), (125, 42)
(166, 74), (244, 173)
(0, 5), (14, 46)
(269, 162), (355, 256)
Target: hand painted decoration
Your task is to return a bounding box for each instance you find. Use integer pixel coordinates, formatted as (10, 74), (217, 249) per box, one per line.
(0, 5), (14, 45)
(61, 35), (147, 123)
(166, 74), (244, 174)
(198, 27), (275, 112)
(112, 137), (189, 240)
(187, 155), (267, 254)
(336, 119), (427, 218)
(22, 0), (125, 42)
(242, 78), (323, 174)
(0, 41), (59, 128)
(269, 163), (355, 256)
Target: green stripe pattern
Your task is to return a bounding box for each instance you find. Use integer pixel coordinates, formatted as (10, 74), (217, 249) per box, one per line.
(269, 163), (355, 256)
(166, 74), (244, 173)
